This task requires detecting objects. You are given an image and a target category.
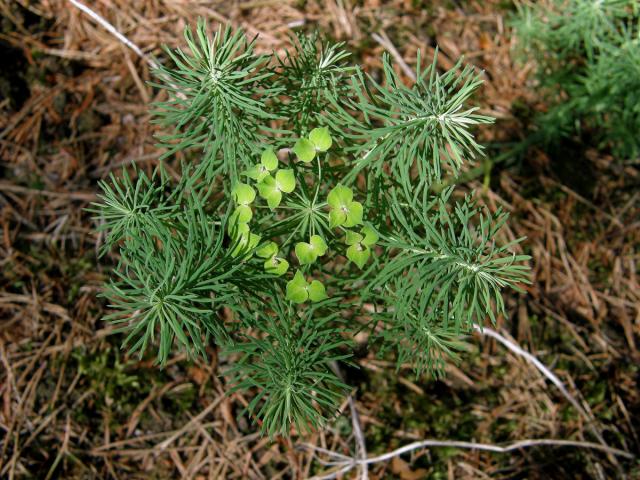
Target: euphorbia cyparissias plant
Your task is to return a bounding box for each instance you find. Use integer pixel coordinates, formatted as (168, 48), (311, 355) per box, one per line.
(93, 21), (530, 437)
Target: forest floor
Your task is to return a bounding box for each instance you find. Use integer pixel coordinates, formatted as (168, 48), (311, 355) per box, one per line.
(1, 1), (638, 479)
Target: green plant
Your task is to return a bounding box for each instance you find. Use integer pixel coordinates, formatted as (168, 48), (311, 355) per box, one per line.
(93, 21), (530, 437)
(513, 0), (640, 159)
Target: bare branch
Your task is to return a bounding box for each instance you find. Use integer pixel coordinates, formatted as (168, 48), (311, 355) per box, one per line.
(303, 437), (633, 479)
(67, 0), (157, 69)
(474, 326), (613, 455)
(329, 361), (368, 480)
(372, 31), (416, 82)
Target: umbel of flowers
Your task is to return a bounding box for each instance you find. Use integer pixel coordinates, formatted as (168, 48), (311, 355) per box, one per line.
(228, 128), (377, 304)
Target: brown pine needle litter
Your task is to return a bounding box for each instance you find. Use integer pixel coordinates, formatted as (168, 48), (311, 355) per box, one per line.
(1, 0), (638, 479)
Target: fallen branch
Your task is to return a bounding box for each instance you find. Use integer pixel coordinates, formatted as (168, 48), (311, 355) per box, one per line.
(329, 361), (368, 480)
(68, 0), (156, 69)
(301, 437), (633, 479)
(474, 326), (613, 456)
(372, 31), (415, 81)
(301, 325), (631, 478)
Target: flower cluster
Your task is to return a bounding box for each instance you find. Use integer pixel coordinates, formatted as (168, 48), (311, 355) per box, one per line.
(226, 127), (378, 303)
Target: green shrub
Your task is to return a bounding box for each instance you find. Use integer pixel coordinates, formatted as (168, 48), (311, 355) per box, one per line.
(92, 21), (529, 437)
(513, 0), (640, 159)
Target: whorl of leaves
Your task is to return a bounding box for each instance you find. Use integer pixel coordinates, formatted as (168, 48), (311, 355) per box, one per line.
(325, 51), (493, 191)
(151, 20), (277, 180)
(274, 31), (354, 133)
(224, 300), (351, 437)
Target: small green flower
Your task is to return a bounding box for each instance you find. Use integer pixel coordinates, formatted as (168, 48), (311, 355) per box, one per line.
(293, 127), (333, 163)
(327, 184), (363, 228)
(261, 148), (279, 170)
(256, 241), (289, 276)
(361, 224), (379, 246)
(286, 271), (327, 303)
(345, 224), (378, 269)
(346, 243), (368, 269)
(295, 234), (328, 265)
(264, 255), (289, 276)
(232, 183), (256, 205)
(245, 148), (278, 181)
(256, 241), (279, 259)
(345, 230), (363, 245)
(230, 183), (256, 224)
(306, 279), (328, 302)
(257, 169), (296, 209)
(293, 138), (316, 163)
(308, 127), (332, 152)
(230, 205), (252, 224)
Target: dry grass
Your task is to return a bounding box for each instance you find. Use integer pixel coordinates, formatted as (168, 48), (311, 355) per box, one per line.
(1, 1), (638, 478)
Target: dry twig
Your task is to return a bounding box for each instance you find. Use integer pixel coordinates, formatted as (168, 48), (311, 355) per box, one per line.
(302, 437), (633, 479)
